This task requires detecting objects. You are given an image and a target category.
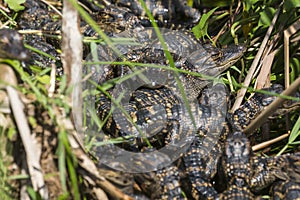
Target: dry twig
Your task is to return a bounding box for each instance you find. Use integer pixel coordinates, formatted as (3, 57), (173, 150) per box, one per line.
(61, 0), (83, 138)
(252, 132), (290, 152)
(244, 77), (300, 135)
(284, 18), (300, 88)
(231, 2), (283, 111)
(55, 109), (133, 200)
(255, 50), (277, 89)
(0, 64), (49, 199)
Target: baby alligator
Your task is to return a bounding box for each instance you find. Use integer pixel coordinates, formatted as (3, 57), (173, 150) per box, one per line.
(181, 84), (284, 200)
(94, 30), (245, 199)
(219, 131), (255, 200)
(96, 42), (245, 148)
(251, 152), (300, 199)
(219, 131), (300, 200)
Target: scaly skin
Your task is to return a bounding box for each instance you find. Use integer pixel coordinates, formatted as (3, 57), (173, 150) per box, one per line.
(251, 153), (300, 197)
(219, 132), (255, 200)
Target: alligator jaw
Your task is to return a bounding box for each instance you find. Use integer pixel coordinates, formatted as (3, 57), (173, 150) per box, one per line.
(210, 44), (246, 76)
(189, 44), (246, 78)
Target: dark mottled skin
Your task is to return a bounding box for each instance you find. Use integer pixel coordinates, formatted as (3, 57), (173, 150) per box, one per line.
(0, 29), (29, 60)
(219, 132), (255, 200)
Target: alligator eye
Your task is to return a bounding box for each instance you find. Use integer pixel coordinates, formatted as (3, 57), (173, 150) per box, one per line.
(211, 51), (223, 61)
